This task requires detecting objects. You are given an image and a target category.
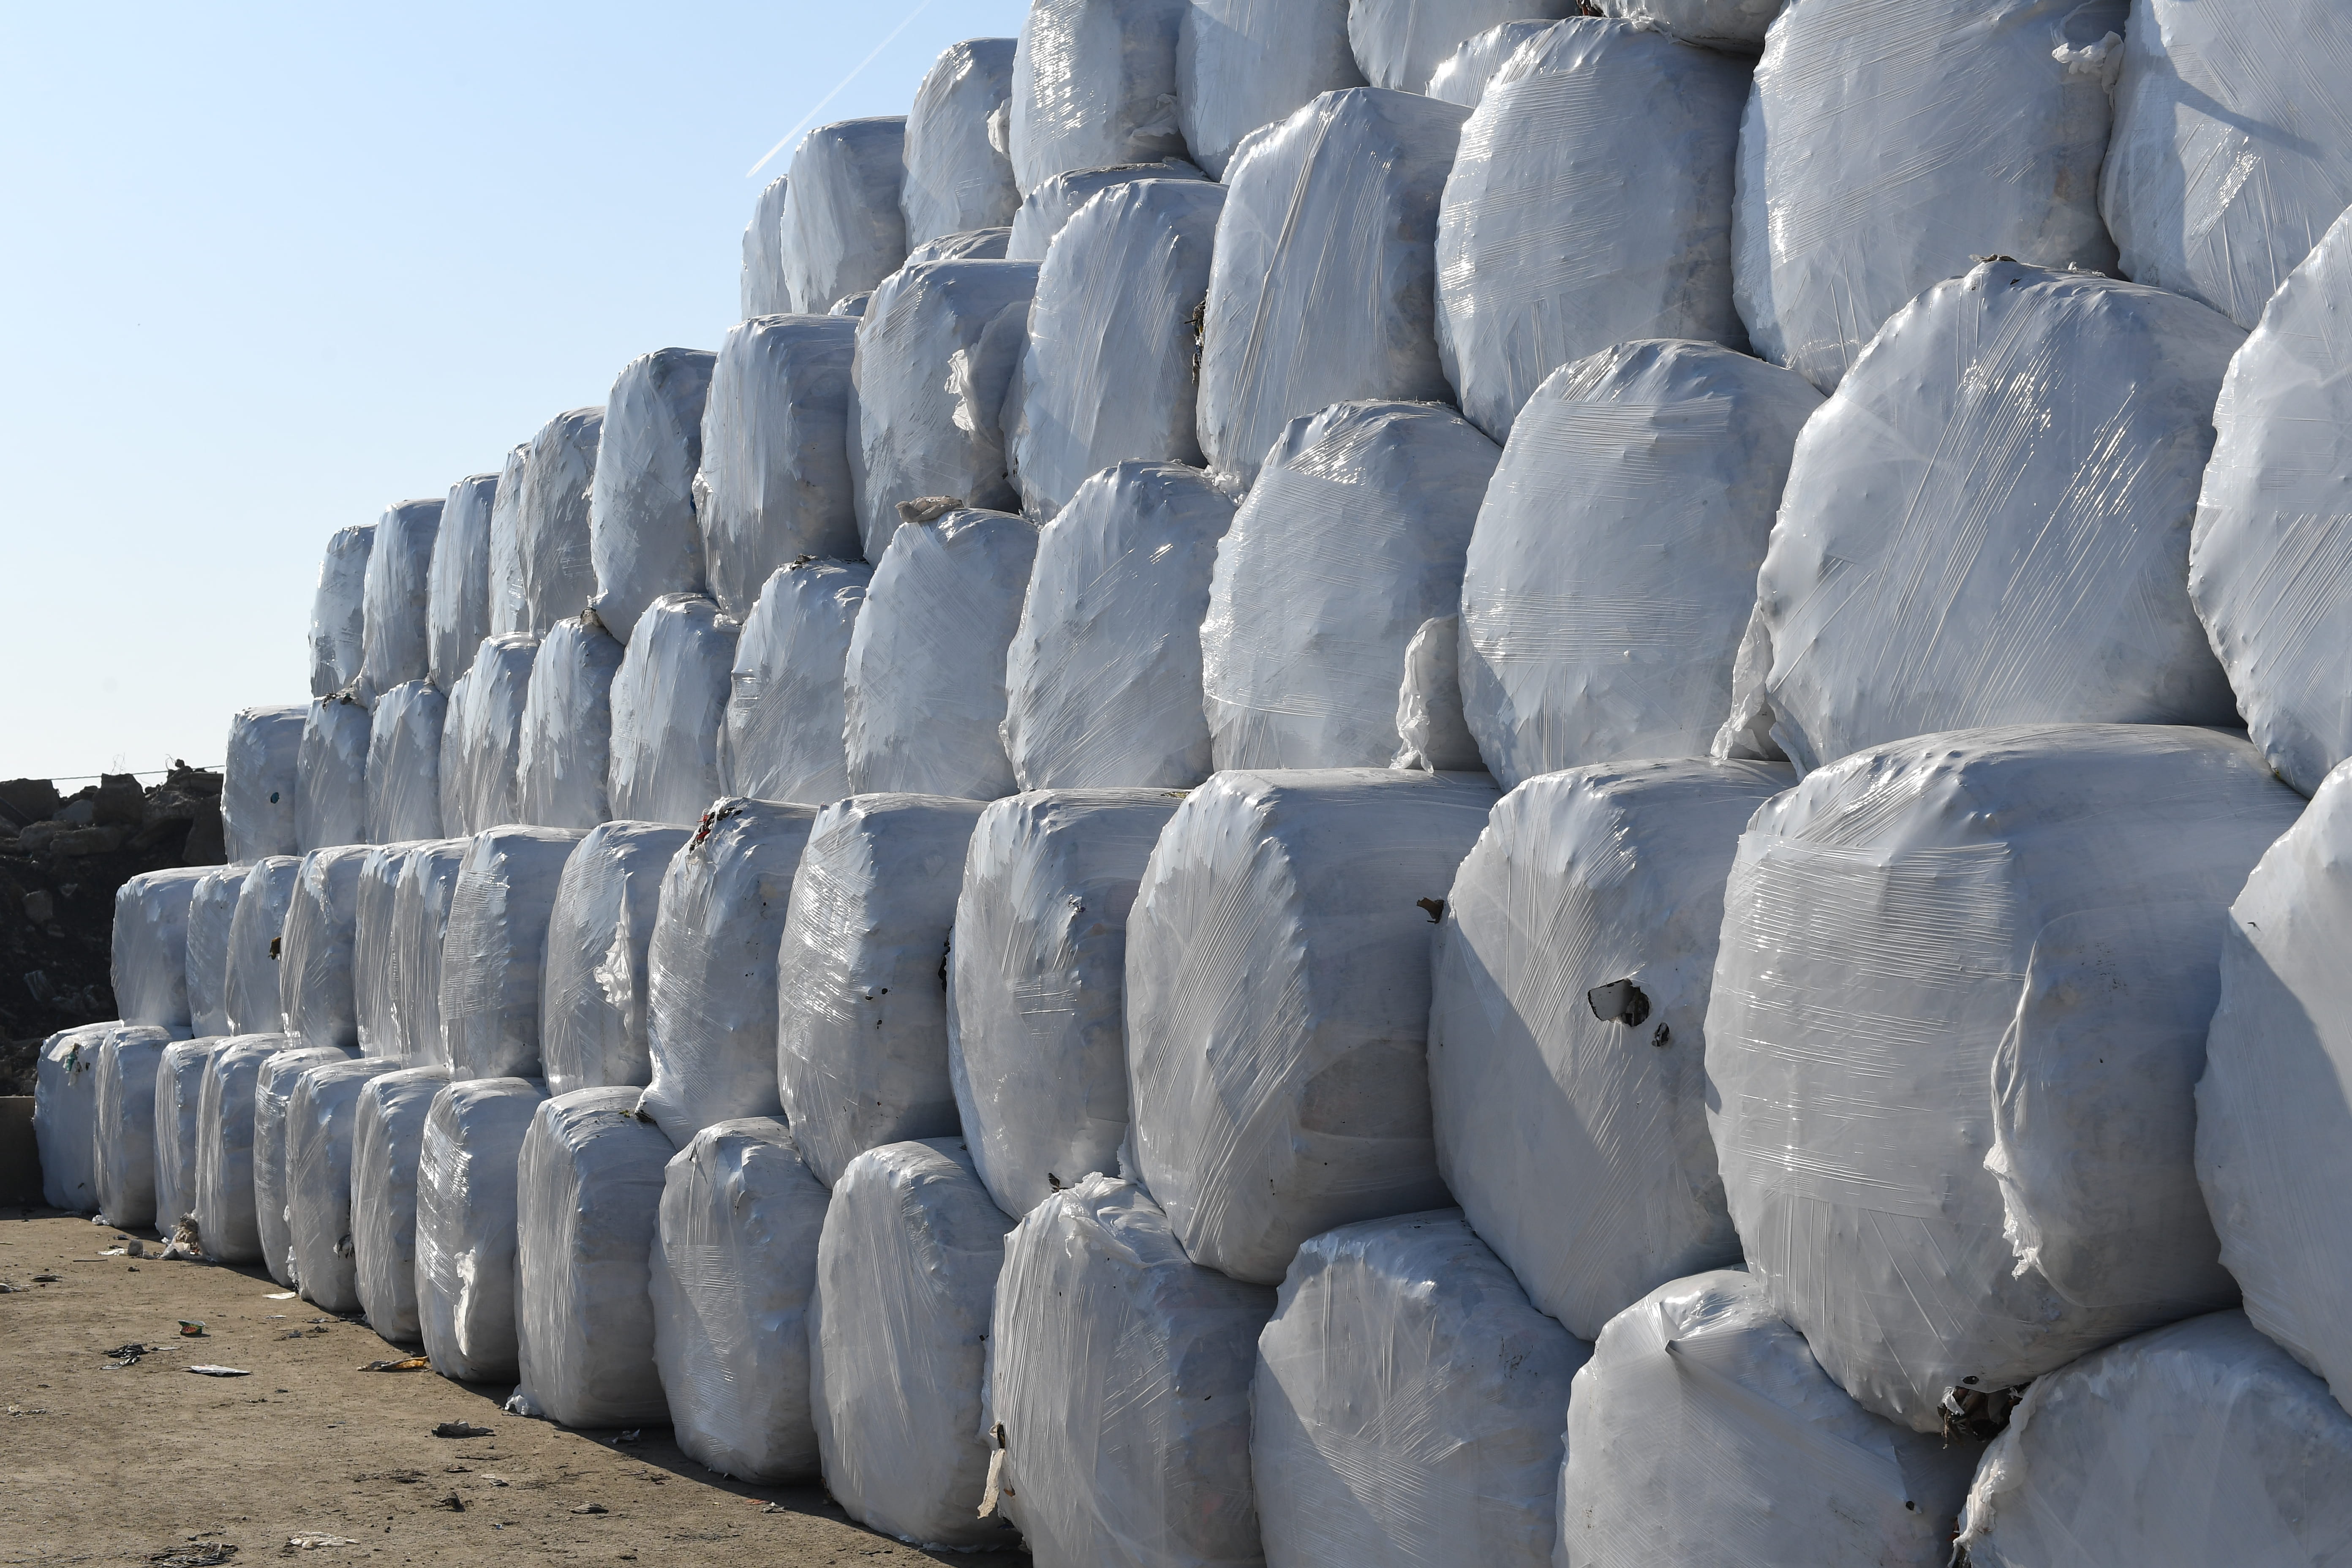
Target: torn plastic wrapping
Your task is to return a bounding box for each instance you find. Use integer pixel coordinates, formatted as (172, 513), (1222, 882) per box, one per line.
(1704, 724), (2302, 1434)
(1435, 19), (1750, 443)
(351, 1064), (455, 1345)
(651, 1118), (831, 1483)
(223, 857), (300, 1035)
(1010, 0), (1190, 196)
(430, 474), (498, 691)
(1125, 768), (1497, 1282)
(588, 348), (717, 643)
(844, 508), (1038, 800)
(388, 839), (468, 1065)
(1253, 1211), (1590, 1568)
(1425, 20), (1557, 109)
(1349, 0), (1578, 92)
(1197, 90), (1467, 491)
(442, 632), (539, 836)
(515, 409), (604, 634)
(1201, 400), (1499, 771)
(153, 1038), (222, 1233)
(487, 443), (533, 638)
(358, 498), (444, 702)
(351, 843), (410, 1059)
(696, 314), (862, 618)
(1462, 341), (1819, 790)
(364, 679), (445, 843)
(719, 559), (870, 806)
(310, 523), (376, 697)
(255, 1043), (364, 1288)
(223, 704), (305, 862)
(947, 790), (1181, 1218)
(1560, 1268), (1977, 1568)
(1953, 1312), (2352, 1566)
(1598, 0), (1783, 50)
(773, 795), (985, 1187)
(295, 694), (370, 852)
(512, 1086), (675, 1429)
(113, 866), (209, 1029)
(637, 800), (820, 1146)
(34, 1025), (109, 1211)
(811, 1137), (1016, 1551)
(183, 867), (242, 1038)
(279, 846), (371, 1051)
(903, 38), (1020, 247)
(94, 1026), (172, 1228)
(780, 118), (910, 316)
(1005, 158), (1205, 261)
(1733, 0), (2126, 393)
(1179, 0), (1362, 177)
(988, 1175), (1273, 1568)
(606, 594), (739, 827)
(538, 820), (692, 1097)
(516, 615), (623, 831)
(1723, 263), (2244, 775)
(287, 1055), (402, 1312)
(1392, 615), (1481, 772)
(195, 1034), (295, 1263)
(416, 1076), (547, 1382)
(1427, 760), (1788, 1340)
(440, 825), (588, 1081)
(742, 174), (793, 319)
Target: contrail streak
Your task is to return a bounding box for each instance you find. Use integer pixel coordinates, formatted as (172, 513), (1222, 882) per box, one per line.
(746, 0), (937, 178)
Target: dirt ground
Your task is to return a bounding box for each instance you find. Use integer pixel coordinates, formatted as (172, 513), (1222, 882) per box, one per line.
(0, 1209), (1029, 1567)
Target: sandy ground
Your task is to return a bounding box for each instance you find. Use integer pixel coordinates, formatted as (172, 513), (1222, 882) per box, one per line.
(0, 1209), (1029, 1568)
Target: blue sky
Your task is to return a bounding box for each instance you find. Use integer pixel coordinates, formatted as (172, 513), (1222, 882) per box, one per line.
(0, 1), (1029, 783)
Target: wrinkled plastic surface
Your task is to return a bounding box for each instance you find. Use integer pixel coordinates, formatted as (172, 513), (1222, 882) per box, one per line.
(352, 843), (409, 1058)
(388, 839), (468, 1065)
(295, 694), (371, 852)
(152, 1037), (220, 1233)
(516, 615), (623, 831)
(194, 1034), (294, 1262)
(606, 594), (738, 827)
(94, 1025), (171, 1228)
(780, 119), (910, 316)
(1202, 401), (1499, 770)
(223, 704), (305, 862)
(1006, 158), (1205, 262)
(114, 867), (208, 1029)
(908, 225), (1011, 269)
(830, 293), (871, 318)
(310, 523), (376, 697)
(1179, 0), (1362, 177)
(430, 473), (498, 691)
(441, 825), (586, 1080)
(184, 867), (242, 1039)
(223, 857), (300, 1035)
(516, 409), (604, 634)
(1706, 724), (2302, 1432)
(34, 1025), (109, 1211)
(288, 1055), (402, 1311)
(351, 1064), (453, 1344)
(279, 847), (370, 1050)
(1426, 20), (1556, 109)
(488, 444), (533, 638)
(742, 174), (792, 319)
(1598, 0), (1782, 50)
(696, 314), (863, 617)
(1350, 0), (1578, 92)
(589, 348), (716, 643)
(1011, 0), (1190, 195)
(359, 498), (444, 702)
(416, 1076), (547, 1381)
(904, 38), (1020, 247)
(539, 821), (693, 1098)
(441, 632), (538, 836)
(1393, 615), (1481, 772)
(255, 1043), (363, 1288)
(365, 679), (444, 843)
(719, 560), (870, 806)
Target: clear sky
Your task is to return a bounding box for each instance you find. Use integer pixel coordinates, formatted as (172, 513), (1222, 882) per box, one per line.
(0, 1), (1029, 784)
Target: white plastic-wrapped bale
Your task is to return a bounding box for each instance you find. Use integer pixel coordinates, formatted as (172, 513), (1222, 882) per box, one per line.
(294, 694), (370, 852)
(780, 118), (910, 316)
(223, 704), (304, 862)
(1424, 20), (1555, 109)
(94, 1026), (172, 1229)
(2104, 0), (2352, 330)
(223, 857), (300, 1035)
(279, 846), (370, 1050)
(416, 1076), (547, 1382)
(651, 1118), (831, 1483)
(696, 315), (862, 617)
(1723, 262), (2244, 774)
(844, 508), (1038, 800)
(1198, 90), (1467, 490)
(515, 409), (604, 634)
(772, 796), (985, 1186)
(488, 443), (532, 637)
(1010, 0), (1190, 195)
(309, 522), (376, 697)
(606, 594), (738, 827)
(1560, 1268), (1977, 1568)
(1127, 768), (1497, 1282)
(1953, 1312), (2352, 1566)
(515, 615), (623, 831)
(947, 790), (1180, 1217)
(718, 560), (870, 806)
(350, 1064), (454, 1344)
(33, 1025), (108, 1211)
(1435, 19), (1750, 443)
(1428, 760), (1788, 1341)
(1392, 614), (1481, 771)
(1253, 1211), (1590, 1567)
(1179, 0), (1363, 177)
(1733, 0), (2127, 392)
(1005, 158), (1205, 261)
(1706, 724), (2303, 1434)
(1462, 341), (1820, 789)
(429, 472), (499, 691)
(906, 227), (1012, 264)
(811, 1138), (1017, 1550)
(1349, 0), (1578, 92)
(830, 293), (871, 318)
(1202, 400), (1498, 770)
(849, 261), (1040, 560)
(194, 1034), (294, 1263)
(351, 843), (408, 1058)
(152, 1037), (220, 1234)
(1009, 177), (1224, 518)
(1597, 0), (1783, 50)
(512, 1086), (675, 1428)
(742, 174), (792, 319)
(388, 839), (468, 1064)
(538, 820), (693, 1097)
(441, 826), (586, 1081)
(287, 1055), (401, 1311)
(364, 679), (444, 842)
(588, 348), (717, 643)
(442, 632), (537, 835)
(357, 498), (444, 702)
(904, 38), (1019, 248)
(635, 801), (820, 1144)
(113, 866), (209, 1029)
(255, 1043), (362, 1288)
(988, 1175), (1273, 1568)
(183, 867), (241, 1038)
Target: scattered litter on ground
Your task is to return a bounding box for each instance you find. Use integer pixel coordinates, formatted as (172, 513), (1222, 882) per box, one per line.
(434, 1492), (464, 1511)
(571, 1503), (609, 1515)
(177, 1320), (205, 1337)
(283, 1534), (357, 1550)
(146, 1545), (237, 1566)
(185, 1365), (250, 1377)
(263, 1291), (295, 1301)
(430, 1421), (493, 1439)
(358, 1356), (430, 1372)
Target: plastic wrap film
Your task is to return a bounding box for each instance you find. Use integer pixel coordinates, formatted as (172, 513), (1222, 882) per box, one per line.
(357, 497), (444, 702)
(1010, 0), (1191, 196)
(512, 1086), (675, 1429)
(388, 839), (468, 1065)
(1704, 723), (2302, 1433)
(1349, 0), (1579, 92)
(443, 632), (539, 835)
(487, 443), (533, 638)
(1427, 760), (1787, 1340)
(772, 795), (985, 1187)
(1723, 263), (2244, 774)
(440, 825), (587, 1081)
(637, 800), (821, 1146)
(1179, 0), (1363, 177)
(848, 260), (1040, 560)
(363, 679), (444, 843)
(1202, 401), (1499, 771)
(1126, 768), (1497, 1282)
(287, 1055), (401, 1311)
(223, 857), (301, 1035)
(947, 790), (1181, 1217)
(194, 1034), (294, 1263)
(429, 473), (499, 691)
(350, 1064), (454, 1344)
(294, 694), (370, 852)
(1597, 0), (1783, 50)
(779, 118), (910, 316)
(904, 38), (1020, 247)
(651, 1119), (831, 1483)
(1560, 1268), (1977, 1568)
(988, 1175), (1273, 1568)
(843, 508), (1039, 800)
(254, 1043), (363, 1288)
(1435, 20), (1750, 444)
(515, 615), (622, 831)
(719, 559), (870, 806)
(94, 1025), (172, 1228)
(588, 347), (717, 643)
(1425, 20), (1557, 109)
(33, 1025), (109, 1211)
(183, 867), (242, 1038)
(1732, 0), (2126, 394)
(415, 1076), (547, 1382)
(742, 174), (792, 319)
(1009, 178), (1224, 518)
(152, 1038), (222, 1234)
(695, 314), (862, 617)
(222, 704), (305, 862)
(605, 594), (738, 827)
(309, 522), (376, 697)
(515, 408), (604, 634)
(1005, 158), (1206, 262)
(2104, 0), (2352, 330)
(1392, 615), (1481, 772)
(830, 293), (871, 318)
(906, 227), (1013, 265)
(1197, 90), (1468, 491)
(538, 820), (692, 1097)
(278, 846), (370, 1051)
(810, 1138), (1017, 1550)
(113, 866), (208, 1028)
(1462, 341), (1819, 790)
(1253, 1211), (1590, 1568)
(1954, 1312), (2352, 1566)
(351, 843), (409, 1058)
